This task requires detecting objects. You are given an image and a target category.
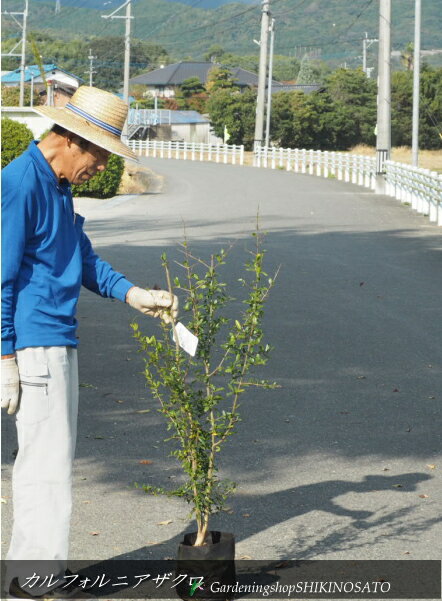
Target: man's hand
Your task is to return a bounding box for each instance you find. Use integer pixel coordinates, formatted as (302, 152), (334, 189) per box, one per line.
(1, 357), (20, 415)
(126, 287), (178, 324)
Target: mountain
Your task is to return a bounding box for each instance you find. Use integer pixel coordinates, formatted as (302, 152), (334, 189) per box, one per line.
(2, 0), (441, 63)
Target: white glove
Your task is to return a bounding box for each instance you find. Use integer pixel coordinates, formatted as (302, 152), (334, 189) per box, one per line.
(126, 287), (178, 324)
(1, 357), (20, 415)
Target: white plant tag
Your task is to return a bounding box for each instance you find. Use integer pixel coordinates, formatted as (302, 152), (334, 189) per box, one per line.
(172, 322), (199, 357)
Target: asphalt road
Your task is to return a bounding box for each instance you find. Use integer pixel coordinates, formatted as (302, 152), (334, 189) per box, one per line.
(2, 158), (441, 569)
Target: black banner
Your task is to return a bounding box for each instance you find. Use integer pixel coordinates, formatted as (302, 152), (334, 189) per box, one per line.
(1, 560), (440, 599)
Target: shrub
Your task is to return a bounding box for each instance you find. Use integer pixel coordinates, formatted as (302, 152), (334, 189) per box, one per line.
(132, 231), (279, 545)
(1, 117), (34, 168)
(71, 153), (125, 198)
(1, 85), (31, 107)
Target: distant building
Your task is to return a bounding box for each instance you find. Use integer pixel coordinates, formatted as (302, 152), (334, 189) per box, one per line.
(129, 61), (280, 98)
(128, 108), (222, 144)
(1, 64), (83, 106)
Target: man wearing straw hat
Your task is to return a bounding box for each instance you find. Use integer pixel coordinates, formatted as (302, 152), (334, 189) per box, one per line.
(1, 86), (178, 599)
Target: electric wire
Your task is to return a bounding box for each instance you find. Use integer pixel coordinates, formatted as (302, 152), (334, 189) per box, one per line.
(271, 0), (310, 19)
(141, 0), (263, 41)
(101, 0), (266, 63)
(134, 0), (207, 41)
(274, 0), (375, 54)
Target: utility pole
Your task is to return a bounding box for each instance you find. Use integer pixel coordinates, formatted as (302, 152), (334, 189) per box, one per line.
(254, 0), (270, 149)
(102, 0), (133, 140)
(85, 48), (97, 86)
(362, 32), (378, 76)
(265, 18), (275, 148)
(1, 0), (28, 107)
(19, 0), (28, 107)
(55, 0), (61, 14)
(123, 0), (131, 111)
(412, 0), (421, 167)
(376, 0), (391, 176)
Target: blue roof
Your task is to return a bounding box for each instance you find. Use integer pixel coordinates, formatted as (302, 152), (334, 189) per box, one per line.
(115, 93), (135, 104)
(1, 64), (83, 84)
(169, 110), (209, 124)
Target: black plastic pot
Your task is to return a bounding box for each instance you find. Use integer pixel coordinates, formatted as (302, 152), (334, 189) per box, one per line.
(175, 531), (236, 601)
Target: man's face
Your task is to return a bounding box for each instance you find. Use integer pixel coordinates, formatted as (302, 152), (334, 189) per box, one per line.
(66, 136), (111, 184)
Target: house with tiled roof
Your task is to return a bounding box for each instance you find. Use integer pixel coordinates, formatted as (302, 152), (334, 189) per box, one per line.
(129, 61), (281, 98)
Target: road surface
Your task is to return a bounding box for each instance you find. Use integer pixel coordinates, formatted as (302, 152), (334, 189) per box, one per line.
(2, 158), (441, 568)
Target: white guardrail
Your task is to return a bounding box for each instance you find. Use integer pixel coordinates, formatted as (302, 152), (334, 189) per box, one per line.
(129, 140), (244, 165)
(129, 140), (442, 226)
(254, 145), (377, 190)
(255, 145), (441, 226)
(384, 160), (442, 226)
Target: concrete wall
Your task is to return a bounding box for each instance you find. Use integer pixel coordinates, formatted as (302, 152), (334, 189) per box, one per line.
(171, 122), (222, 144)
(1, 107), (53, 139)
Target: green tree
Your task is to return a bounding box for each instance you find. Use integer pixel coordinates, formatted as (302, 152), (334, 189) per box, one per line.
(206, 87), (256, 148)
(325, 67), (377, 145)
(89, 37), (169, 91)
(130, 95), (166, 109)
(272, 55), (301, 82)
(218, 53), (301, 83)
(269, 92), (298, 148)
(297, 56), (318, 85)
(271, 88), (362, 151)
(206, 66), (238, 93)
(391, 66), (442, 149)
(1, 117), (34, 168)
(1, 86), (32, 107)
(400, 42), (414, 71)
(203, 44), (225, 62)
(180, 77), (206, 98)
(0, 33), (169, 94)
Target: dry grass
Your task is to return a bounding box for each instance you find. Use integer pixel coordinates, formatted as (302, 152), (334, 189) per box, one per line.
(350, 144), (442, 172)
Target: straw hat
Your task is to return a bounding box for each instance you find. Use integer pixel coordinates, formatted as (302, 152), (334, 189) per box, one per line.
(33, 86), (138, 162)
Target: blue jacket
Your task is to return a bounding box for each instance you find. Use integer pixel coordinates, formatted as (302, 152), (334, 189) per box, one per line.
(1, 141), (134, 355)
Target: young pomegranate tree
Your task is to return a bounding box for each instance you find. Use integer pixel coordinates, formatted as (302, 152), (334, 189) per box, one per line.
(132, 230), (278, 546)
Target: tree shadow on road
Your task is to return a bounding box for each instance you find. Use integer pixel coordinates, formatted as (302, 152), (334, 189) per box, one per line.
(82, 472), (437, 563)
(2, 225), (441, 561)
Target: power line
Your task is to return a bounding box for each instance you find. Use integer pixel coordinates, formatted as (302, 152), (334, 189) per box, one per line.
(329, 0), (375, 46)
(272, 0), (310, 19)
(142, 6), (263, 50)
(273, 0), (375, 55)
(143, 1), (263, 42)
(134, 0), (207, 41)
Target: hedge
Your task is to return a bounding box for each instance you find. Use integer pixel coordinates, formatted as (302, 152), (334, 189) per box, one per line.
(1, 117), (34, 169)
(71, 153), (124, 198)
(1, 117), (124, 198)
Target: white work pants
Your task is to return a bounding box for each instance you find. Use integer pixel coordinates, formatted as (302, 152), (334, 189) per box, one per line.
(6, 346), (79, 591)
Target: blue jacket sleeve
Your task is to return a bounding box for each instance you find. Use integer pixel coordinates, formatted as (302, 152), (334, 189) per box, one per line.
(77, 216), (134, 302)
(1, 165), (33, 355)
